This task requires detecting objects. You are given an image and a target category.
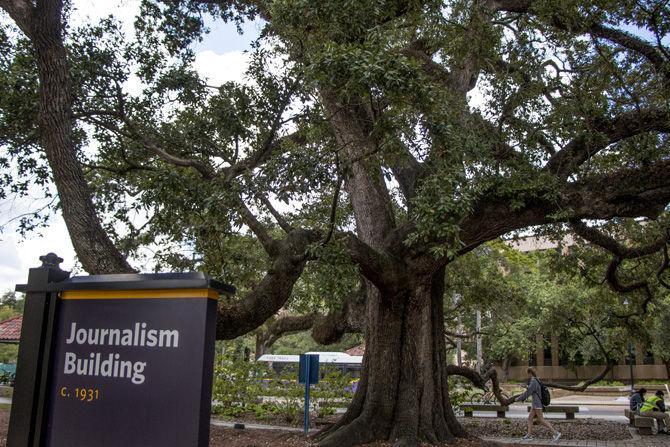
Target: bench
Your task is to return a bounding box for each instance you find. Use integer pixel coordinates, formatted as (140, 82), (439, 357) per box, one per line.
(624, 409), (635, 426)
(461, 403), (509, 418)
(526, 405), (579, 420)
(634, 415), (658, 435)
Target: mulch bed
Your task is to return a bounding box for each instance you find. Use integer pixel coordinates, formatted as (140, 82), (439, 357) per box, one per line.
(0, 387), (12, 399)
(0, 408), (503, 446)
(0, 408), (6, 446)
(461, 417), (632, 441)
(209, 427), (501, 447)
(0, 407), (631, 446)
(210, 426), (313, 446)
(215, 414), (633, 442)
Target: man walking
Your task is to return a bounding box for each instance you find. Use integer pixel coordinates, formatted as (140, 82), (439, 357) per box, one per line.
(514, 367), (561, 441)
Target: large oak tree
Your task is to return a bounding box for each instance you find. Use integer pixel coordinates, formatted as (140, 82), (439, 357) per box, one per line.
(2, 0), (670, 445)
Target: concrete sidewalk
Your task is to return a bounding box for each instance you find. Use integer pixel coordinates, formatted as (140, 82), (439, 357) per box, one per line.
(550, 396), (631, 407)
(483, 436), (670, 447)
(484, 430), (670, 447)
(211, 419), (305, 433)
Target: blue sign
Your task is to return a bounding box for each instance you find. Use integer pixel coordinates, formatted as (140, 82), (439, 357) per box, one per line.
(298, 354), (319, 384)
(298, 354), (319, 434)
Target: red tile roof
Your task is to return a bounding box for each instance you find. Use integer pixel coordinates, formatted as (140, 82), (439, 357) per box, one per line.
(346, 344), (365, 356)
(0, 315), (22, 343)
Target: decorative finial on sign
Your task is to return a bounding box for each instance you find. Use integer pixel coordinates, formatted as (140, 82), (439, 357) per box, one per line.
(39, 253), (64, 269)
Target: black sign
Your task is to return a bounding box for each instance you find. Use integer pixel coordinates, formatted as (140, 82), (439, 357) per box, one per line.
(43, 288), (218, 446)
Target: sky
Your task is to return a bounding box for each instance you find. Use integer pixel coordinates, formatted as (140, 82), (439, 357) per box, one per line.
(0, 0), (258, 291)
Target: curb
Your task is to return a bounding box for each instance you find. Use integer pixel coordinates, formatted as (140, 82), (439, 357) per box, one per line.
(211, 419), (313, 433)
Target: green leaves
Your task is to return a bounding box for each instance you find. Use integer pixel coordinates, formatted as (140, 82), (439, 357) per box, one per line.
(407, 167), (476, 257)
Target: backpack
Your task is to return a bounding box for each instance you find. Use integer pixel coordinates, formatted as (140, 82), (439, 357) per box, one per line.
(537, 379), (551, 407)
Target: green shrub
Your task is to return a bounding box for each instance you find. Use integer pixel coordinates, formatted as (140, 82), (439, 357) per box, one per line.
(636, 379), (669, 385)
(593, 380), (625, 387)
(448, 377), (475, 415)
(211, 355), (355, 423)
(211, 354), (267, 416)
(312, 370), (355, 412)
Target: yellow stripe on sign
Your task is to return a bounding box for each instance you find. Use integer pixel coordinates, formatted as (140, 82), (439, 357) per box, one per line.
(61, 289), (220, 300)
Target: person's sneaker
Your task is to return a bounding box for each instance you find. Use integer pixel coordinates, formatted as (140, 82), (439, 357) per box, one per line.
(552, 432), (562, 442)
(521, 434), (533, 440)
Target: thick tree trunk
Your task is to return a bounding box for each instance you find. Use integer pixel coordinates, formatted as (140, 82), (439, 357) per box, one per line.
(320, 93), (464, 446)
(318, 270), (464, 447)
(31, 0), (134, 274)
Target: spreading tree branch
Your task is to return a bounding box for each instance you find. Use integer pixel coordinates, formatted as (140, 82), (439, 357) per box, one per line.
(216, 229), (321, 339)
(255, 313), (318, 358)
(0, 0), (34, 36)
(446, 365), (516, 406)
(119, 118), (216, 179)
(257, 194), (293, 234)
(570, 220), (670, 316)
(311, 285), (366, 344)
(235, 197), (280, 256)
(542, 361), (617, 392)
(545, 108), (670, 178)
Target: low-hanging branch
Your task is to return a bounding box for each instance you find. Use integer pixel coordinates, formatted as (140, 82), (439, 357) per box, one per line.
(541, 360), (617, 392)
(445, 365), (516, 406)
(449, 311), (619, 402)
(255, 313), (318, 358)
(570, 220), (670, 316)
(448, 359), (616, 405)
(255, 286), (366, 357)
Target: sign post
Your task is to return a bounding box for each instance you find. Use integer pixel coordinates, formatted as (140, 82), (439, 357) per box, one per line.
(9, 254), (68, 447)
(298, 353), (319, 434)
(9, 254), (234, 447)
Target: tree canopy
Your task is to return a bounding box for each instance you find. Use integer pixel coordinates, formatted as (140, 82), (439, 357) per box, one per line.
(1, 0), (669, 445)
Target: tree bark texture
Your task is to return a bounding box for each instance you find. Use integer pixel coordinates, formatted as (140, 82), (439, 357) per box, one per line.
(2, 0), (135, 274)
(318, 271), (464, 447)
(319, 94), (463, 446)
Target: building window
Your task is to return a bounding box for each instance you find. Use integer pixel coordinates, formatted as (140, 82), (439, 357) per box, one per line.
(644, 351), (655, 365)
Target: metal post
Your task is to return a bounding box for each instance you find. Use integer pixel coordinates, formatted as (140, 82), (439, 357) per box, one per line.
(454, 294), (462, 367)
(628, 342), (635, 391)
(8, 253), (69, 447)
(456, 321), (462, 367)
(476, 309), (482, 373)
(303, 358), (311, 434)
